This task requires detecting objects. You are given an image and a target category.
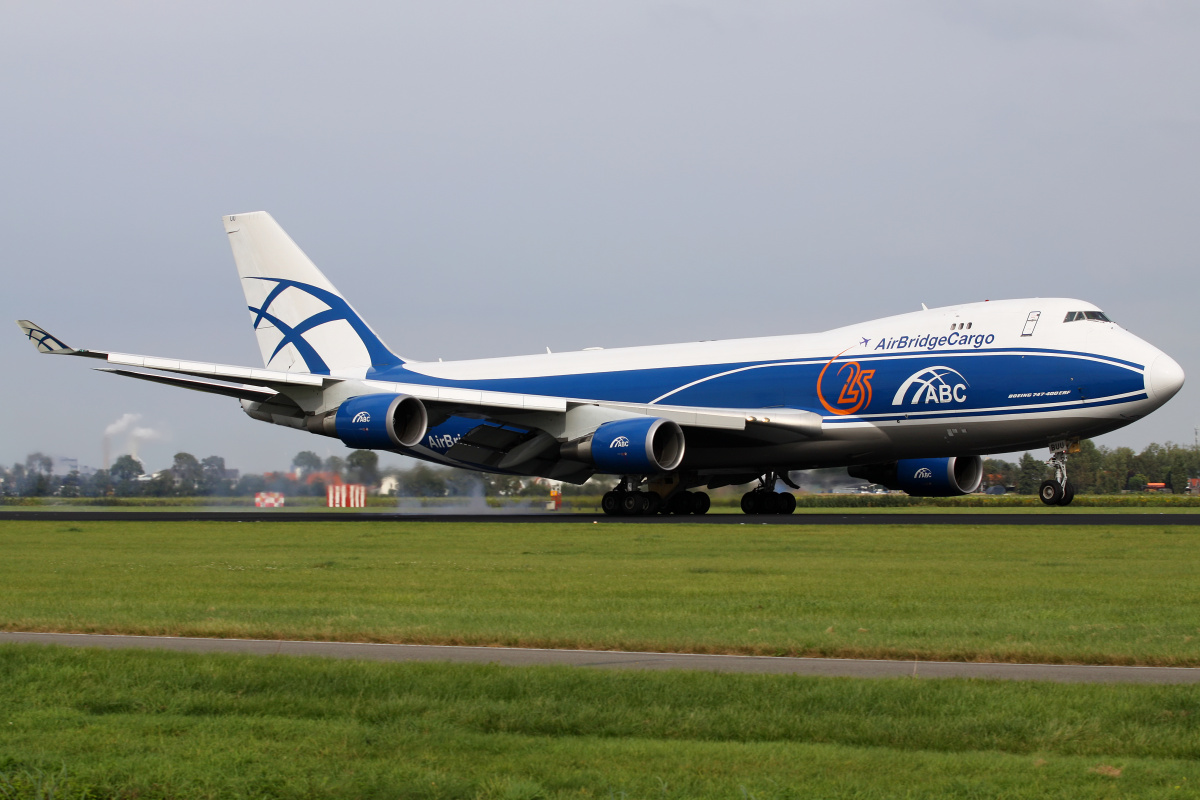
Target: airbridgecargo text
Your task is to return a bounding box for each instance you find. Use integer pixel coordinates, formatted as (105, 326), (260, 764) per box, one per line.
(874, 332), (995, 351)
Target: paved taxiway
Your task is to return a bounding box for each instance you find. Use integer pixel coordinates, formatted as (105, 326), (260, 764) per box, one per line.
(3, 632), (1198, 684)
(2, 510), (1198, 525)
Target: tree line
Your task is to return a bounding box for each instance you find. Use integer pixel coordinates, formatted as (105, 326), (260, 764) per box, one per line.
(982, 440), (1198, 495)
(2, 439), (1197, 498)
(0, 449), (564, 499)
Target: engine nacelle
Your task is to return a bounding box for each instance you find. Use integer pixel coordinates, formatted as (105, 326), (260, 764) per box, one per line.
(849, 456), (983, 497)
(587, 417), (686, 474)
(332, 394), (428, 449)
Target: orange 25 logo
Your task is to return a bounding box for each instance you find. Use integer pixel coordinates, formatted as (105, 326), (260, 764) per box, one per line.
(816, 349), (875, 415)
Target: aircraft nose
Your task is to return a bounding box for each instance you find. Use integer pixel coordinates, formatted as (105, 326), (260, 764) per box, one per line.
(1147, 353), (1185, 404)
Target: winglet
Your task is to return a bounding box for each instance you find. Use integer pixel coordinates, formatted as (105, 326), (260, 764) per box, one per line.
(16, 320), (76, 354)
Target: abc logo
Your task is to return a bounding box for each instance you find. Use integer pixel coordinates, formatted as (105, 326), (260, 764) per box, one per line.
(610, 436), (631, 449)
(352, 411), (371, 424)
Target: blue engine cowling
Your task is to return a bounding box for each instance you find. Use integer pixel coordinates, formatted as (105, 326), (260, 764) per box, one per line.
(589, 417), (686, 474)
(849, 456), (983, 497)
(334, 394), (428, 449)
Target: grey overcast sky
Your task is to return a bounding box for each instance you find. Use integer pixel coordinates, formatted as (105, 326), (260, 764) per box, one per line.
(3, 1), (1197, 474)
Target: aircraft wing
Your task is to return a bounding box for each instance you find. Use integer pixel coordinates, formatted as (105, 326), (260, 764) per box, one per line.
(18, 320), (822, 446)
(17, 320), (325, 390)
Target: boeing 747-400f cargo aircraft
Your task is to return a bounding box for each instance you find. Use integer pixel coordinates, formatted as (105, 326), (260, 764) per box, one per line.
(19, 212), (1185, 514)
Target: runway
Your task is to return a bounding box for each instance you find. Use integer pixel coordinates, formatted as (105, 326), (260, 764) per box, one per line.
(2, 510), (1199, 525)
(3, 632), (1197, 683)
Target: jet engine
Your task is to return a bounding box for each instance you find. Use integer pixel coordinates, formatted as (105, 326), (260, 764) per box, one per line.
(320, 393), (429, 449)
(849, 456), (983, 497)
(564, 417), (686, 474)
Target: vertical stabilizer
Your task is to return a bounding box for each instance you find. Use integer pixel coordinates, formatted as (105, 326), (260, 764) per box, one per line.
(223, 212), (403, 375)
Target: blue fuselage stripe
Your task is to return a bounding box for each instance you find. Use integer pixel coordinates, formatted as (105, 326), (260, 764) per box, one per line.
(369, 348), (1145, 422)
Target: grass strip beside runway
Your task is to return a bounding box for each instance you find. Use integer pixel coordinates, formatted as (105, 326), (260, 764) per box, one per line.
(2, 520), (1199, 665)
(2, 644), (1199, 799)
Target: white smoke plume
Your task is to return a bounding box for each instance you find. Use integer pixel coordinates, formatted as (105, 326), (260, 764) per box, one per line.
(104, 413), (141, 438)
(103, 413), (165, 465)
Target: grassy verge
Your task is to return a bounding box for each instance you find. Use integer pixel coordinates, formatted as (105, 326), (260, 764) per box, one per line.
(2, 644), (1198, 799)
(2, 520), (1199, 665)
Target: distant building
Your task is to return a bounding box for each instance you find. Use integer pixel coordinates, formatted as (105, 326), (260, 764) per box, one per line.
(52, 457), (95, 477)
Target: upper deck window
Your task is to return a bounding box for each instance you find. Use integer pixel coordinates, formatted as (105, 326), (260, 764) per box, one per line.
(1063, 311), (1111, 323)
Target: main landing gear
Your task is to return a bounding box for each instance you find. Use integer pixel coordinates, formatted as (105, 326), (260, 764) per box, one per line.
(740, 472), (797, 515)
(1038, 441), (1077, 506)
(601, 476), (711, 517)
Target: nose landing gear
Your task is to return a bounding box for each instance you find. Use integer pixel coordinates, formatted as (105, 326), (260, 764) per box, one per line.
(1038, 441), (1077, 506)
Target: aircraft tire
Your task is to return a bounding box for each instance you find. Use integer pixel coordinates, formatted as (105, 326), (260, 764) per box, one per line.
(1038, 480), (1064, 506)
(759, 492), (781, 515)
(777, 492), (797, 514)
(602, 491), (621, 515)
(740, 491), (759, 515)
(668, 492), (693, 515)
(620, 492), (642, 515)
(691, 492), (711, 515)
(646, 492), (664, 515)
(1059, 481), (1076, 506)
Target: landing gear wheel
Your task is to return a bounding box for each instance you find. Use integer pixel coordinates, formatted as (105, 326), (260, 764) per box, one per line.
(667, 492), (692, 515)
(645, 493), (663, 516)
(1038, 479), (1064, 506)
(602, 491), (621, 516)
(1044, 441), (1077, 507)
(742, 489), (789, 515)
(691, 492), (710, 515)
(621, 492), (643, 515)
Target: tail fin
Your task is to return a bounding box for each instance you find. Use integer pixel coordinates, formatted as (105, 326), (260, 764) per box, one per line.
(223, 212), (404, 375)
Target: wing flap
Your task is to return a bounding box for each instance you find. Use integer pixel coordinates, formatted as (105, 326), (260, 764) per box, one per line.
(96, 368), (286, 402)
(443, 424), (558, 469)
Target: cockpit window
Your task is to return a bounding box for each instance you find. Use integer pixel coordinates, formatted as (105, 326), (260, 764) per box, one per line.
(1064, 311), (1111, 323)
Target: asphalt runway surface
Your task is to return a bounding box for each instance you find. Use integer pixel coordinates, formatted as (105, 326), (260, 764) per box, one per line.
(2, 510), (1199, 525)
(4, 632), (1197, 684)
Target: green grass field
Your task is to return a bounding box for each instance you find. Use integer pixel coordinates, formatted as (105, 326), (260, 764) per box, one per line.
(2, 519), (1199, 665)
(4, 519), (1200, 798)
(3, 644), (1198, 799)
